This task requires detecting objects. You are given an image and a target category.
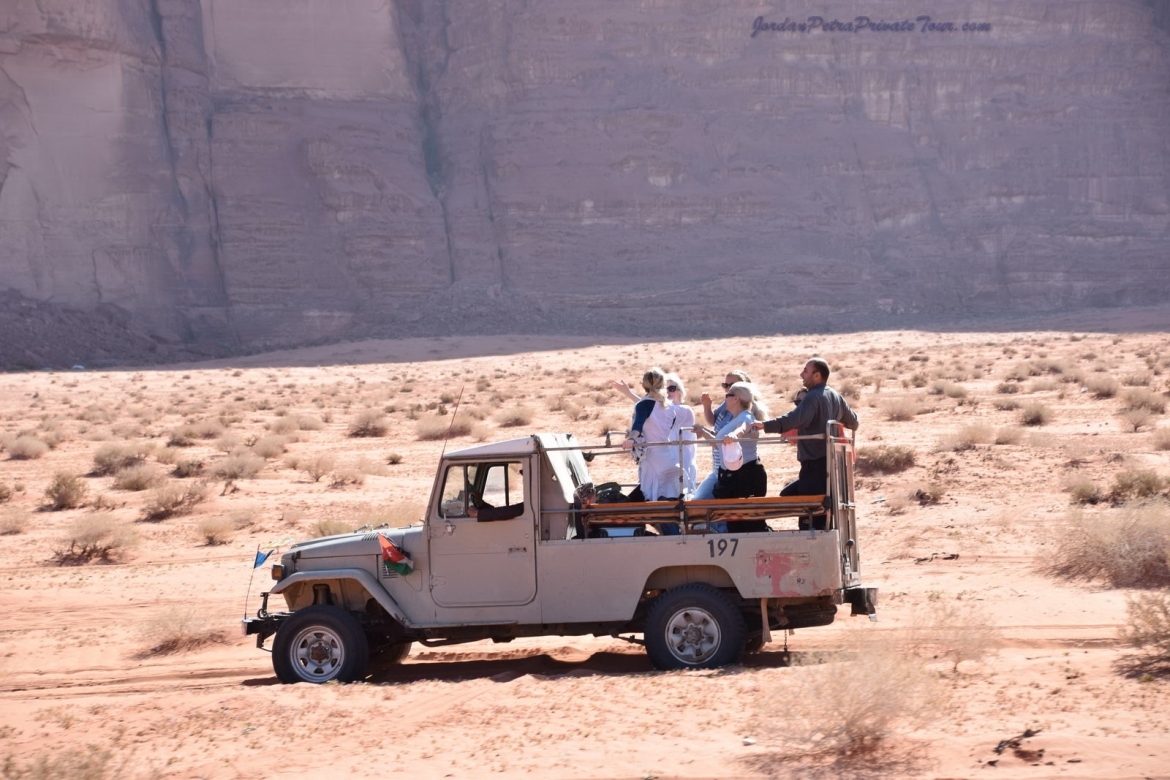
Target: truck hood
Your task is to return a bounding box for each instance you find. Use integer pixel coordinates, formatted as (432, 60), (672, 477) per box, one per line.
(286, 525), (422, 560)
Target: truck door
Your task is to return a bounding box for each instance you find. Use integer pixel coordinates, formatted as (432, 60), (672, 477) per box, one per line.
(429, 460), (537, 607)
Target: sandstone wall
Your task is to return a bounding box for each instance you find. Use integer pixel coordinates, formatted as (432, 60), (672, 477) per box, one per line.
(1, 0), (1169, 363)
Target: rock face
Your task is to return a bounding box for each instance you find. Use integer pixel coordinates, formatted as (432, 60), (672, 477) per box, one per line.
(2, 0), (1169, 364)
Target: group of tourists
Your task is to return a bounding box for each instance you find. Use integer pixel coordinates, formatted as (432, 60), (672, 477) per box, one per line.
(613, 358), (859, 504)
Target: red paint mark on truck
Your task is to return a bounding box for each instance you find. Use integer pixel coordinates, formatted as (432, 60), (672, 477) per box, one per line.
(755, 551), (810, 596)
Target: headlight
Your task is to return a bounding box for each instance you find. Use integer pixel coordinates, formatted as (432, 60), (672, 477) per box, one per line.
(271, 564), (284, 580)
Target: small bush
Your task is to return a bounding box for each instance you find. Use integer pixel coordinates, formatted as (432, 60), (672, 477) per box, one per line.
(0, 483), (10, 504)
(173, 458), (205, 478)
(112, 464), (162, 492)
(53, 515), (137, 564)
(881, 398), (920, 422)
(137, 607), (228, 656)
(214, 433), (242, 453)
(994, 426), (1024, 445)
(1112, 469), (1165, 502)
(211, 452), (264, 480)
(310, 518), (353, 537)
(142, 483), (208, 521)
(1047, 503), (1170, 587)
(1085, 375), (1119, 399)
(913, 482), (947, 505)
(496, 406), (535, 428)
(1065, 476), (1103, 505)
(267, 416), (300, 435)
(44, 472), (88, 510)
(1, 507), (28, 535)
(92, 442), (152, 475)
(856, 446), (916, 475)
(386, 452), (403, 465)
(251, 434), (289, 459)
(196, 515), (234, 545)
(996, 382), (1021, 395)
(5, 435), (49, 460)
(296, 453), (335, 482)
(1121, 408), (1153, 433)
(1020, 402), (1051, 426)
(1124, 388), (1166, 414)
(1121, 592), (1170, 670)
(347, 409), (388, 438)
(1123, 373), (1153, 387)
(296, 414), (325, 431)
(329, 468), (365, 488)
(937, 423), (992, 452)
(416, 412), (475, 441)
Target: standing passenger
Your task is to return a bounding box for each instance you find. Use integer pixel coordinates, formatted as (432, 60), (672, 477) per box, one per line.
(694, 369), (755, 500)
(621, 368), (682, 501)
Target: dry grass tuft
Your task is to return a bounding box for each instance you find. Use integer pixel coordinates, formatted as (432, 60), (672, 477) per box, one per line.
(295, 453), (335, 482)
(347, 409), (388, 438)
(1120, 592), (1170, 673)
(1, 507), (28, 535)
(1019, 402), (1051, 426)
(196, 515), (234, 545)
(43, 472), (88, 510)
(211, 452), (264, 480)
(936, 423), (993, 452)
(111, 464), (162, 492)
(1124, 387), (1166, 413)
(250, 434), (289, 459)
(856, 445), (916, 475)
(309, 518), (354, 537)
(881, 397), (920, 422)
(1046, 503), (1170, 587)
(751, 635), (940, 760)
(1085, 375), (1119, 399)
(1112, 469), (1165, 502)
(994, 426), (1024, 445)
(136, 607), (229, 657)
(141, 483), (209, 522)
(495, 406), (535, 428)
(1064, 475), (1103, 505)
(416, 412), (475, 440)
(53, 515), (137, 565)
(1120, 407), (1153, 432)
(92, 442), (152, 476)
(4, 435), (49, 460)
(1155, 427), (1170, 451)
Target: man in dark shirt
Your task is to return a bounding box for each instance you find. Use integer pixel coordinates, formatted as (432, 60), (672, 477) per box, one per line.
(753, 358), (859, 497)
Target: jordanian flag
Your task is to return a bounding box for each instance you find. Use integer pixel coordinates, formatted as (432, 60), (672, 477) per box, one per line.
(378, 534), (413, 575)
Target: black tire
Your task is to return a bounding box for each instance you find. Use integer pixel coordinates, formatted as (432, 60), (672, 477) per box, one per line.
(645, 583), (746, 670)
(744, 634), (766, 654)
(272, 605), (369, 684)
(369, 641), (413, 666)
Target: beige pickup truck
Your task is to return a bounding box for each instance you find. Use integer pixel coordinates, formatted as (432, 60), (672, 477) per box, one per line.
(243, 425), (877, 683)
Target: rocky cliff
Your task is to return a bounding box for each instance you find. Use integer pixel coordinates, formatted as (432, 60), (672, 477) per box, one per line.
(2, 0), (1169, 365)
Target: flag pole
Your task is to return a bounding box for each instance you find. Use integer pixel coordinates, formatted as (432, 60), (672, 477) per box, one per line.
(243, 543), (261, 620)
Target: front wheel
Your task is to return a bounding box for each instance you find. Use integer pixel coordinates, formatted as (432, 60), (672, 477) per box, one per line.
(272, 605), (369, 684)
(370, 641), (413, 666)
(645, 584), (746, 670)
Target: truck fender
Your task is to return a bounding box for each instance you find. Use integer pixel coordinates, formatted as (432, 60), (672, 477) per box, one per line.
(271, 568), (414, 629)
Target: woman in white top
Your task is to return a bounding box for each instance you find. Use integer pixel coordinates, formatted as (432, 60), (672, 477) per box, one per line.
(665, 373), (698, 498)
(620, 368), (683, 501)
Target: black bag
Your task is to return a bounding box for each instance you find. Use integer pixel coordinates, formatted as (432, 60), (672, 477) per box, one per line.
(595, 482), (629, 504)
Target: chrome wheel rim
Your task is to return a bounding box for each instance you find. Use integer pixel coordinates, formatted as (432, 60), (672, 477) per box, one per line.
(664, 606), (721, 665)
(290, 626), (346, 681)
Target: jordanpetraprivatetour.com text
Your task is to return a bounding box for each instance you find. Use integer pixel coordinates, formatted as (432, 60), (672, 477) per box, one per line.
(750, 15), (993, 36)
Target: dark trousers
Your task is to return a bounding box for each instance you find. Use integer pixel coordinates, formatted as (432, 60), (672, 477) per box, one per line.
(780, 458), (827, 497)
(781, 457), (828, 530)
(714, 460), (769, 533)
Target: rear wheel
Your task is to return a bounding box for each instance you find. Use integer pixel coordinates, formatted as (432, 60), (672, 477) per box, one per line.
(645, 584), (746, 670)
(272, 605), (369, 684)
(370, 641), (413, 666)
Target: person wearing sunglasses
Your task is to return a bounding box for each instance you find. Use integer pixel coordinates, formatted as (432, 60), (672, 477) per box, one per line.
(693, 369), (755, 500)
(620, 367), (683, 502)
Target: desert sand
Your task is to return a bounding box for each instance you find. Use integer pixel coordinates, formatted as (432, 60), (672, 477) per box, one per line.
(2, 322), (1170, 779)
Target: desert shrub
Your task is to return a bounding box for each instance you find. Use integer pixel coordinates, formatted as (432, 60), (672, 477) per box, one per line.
(1085, 375), (1119, 399)
(936, 423), (993, 452)
(267, 416), (299, 435)
(296, 414), (324, 431)
(1047, 503), (1170, 587)
(996, 381), (1021, 395)
(173, 458), (204, 478)
(0, 745), (126, 779)
(43, 472), (88, 510)
(309, 518), (353, 538)
(994, 426), (1024, 445)
(913, 482), (947, 505)
(1124, 388), (1166, 414)
(1121, 408), (1153, 432)
(171, 419), (225, 443)
(1112, 469), (1165, 502)
(6, 435), (49, 460)
(1123, 373), (1153, 387)
(251, 434), (289, 459)
(1029, 377), (1059, 393)
(1019, 402), (1051, 426)
(141, 482), (208, 521)
(0, 483), (10, 504)
(416, 412), (475, 441)
(1064, 476), (1103, 505)
(53, 515), (137, 564)
(751, 636), (938, 759)
(297, 453), (335, 482)
(496, 406), (535, 428)
(137, 607), (228, 656)
(386, 452), (403, 465)
(470, 422), (491, 441)
(908, 600), (1001, 672)
(154, 446), (181, 465)
(214, 433), (242, 453)
(1155, 428), (1170, 451)
(993, 398), (1020, 412)
(881, 398), (920, 422)
(347, 409), (388, 438)
(196, 515), (234, 545)
(112, 464), (161, 492)
(856, 446), (916, 475)
(211, 452), (264, 480)
(1, 507), (28, 535)
(329, 468), (365, 488)
(92, 442), (152, 475)
(1120, 592), (1170, 671)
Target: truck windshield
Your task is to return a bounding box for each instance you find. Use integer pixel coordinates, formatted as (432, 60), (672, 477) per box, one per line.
(439, 461), (523, 518)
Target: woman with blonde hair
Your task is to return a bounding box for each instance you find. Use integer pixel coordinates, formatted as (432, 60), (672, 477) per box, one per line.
(693, 369), (756, 500)
(621, 367), (683, 501)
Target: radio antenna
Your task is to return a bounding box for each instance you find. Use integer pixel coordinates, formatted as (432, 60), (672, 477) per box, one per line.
(439, 385), (465, 461)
